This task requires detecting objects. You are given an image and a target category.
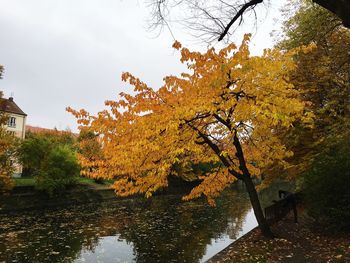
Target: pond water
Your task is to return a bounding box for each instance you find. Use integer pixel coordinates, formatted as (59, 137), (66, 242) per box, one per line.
(0, 186), (273, 263)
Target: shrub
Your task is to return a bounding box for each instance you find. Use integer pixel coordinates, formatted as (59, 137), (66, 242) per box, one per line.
(20, 133), (79, 196)
(20, 134), (52, 175)
(303, 137), (350, 232)
(35, 145), (79, 196)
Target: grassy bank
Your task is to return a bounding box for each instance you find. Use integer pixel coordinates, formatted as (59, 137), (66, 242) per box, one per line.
(13, 177), (35, 186)
(13, 176), (113, 189)
(3, 176), (198, 212)
(0, 177), (116, 213)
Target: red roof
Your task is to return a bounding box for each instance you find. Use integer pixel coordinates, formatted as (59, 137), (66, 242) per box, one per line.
(0, 97), (27, 116)
(26, 125), (55, 133)
(26, 125), (78, 136)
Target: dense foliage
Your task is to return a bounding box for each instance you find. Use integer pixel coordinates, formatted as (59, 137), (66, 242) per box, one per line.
(276, 1), (350, 232)
(0, 130), (19, 192)
(303, 138), (350, 232)
(69, 35), (313, 236)
(0, 112), (19, 192)
(77, 130), (104, 183)
(35, 145), (80, 196)
(20, 131), (79, 195)
(272, 0), (350, 178)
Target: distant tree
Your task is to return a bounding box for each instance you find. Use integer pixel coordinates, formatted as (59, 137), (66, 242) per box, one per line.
(148, 0), (350, 42)
(20, 133), (53, 176)
(0, 115), (19, 192)
(270, 1), (350, 232)
(277, 0), (345, 49)
(20, 132), (79, 195)
(77, 130), (104, 183)
(25, 129), (77, 147)
(271, 0), (350, 177)
(0, 68), (19, 192)
(35, 145), (79, 196)
(68, 36), (313, 237)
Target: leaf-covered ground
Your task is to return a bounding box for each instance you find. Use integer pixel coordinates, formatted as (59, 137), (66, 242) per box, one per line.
(207, 208), (350, 263)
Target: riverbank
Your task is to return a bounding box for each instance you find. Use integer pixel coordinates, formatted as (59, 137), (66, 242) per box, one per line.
(0, 176), (200, 213)
(0, 184), (118, 213)
(206, 207), (350, 263)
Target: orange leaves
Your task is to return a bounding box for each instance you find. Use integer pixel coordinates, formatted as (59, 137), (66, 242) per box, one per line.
(0, 124), (17, 192)
(172, 40), (182, 50)
(68, 36), (311, 204)
(183, 168), (236, 206)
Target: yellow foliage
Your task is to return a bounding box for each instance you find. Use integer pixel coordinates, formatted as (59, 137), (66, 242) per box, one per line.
(68, 35), (311, 203)
(0, 125), (17, 192)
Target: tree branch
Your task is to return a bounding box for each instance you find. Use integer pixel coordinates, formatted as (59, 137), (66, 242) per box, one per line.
(232, 131), (251, 178)
(185, 120), (243, 179)
(313, 0), (350, 28)
(218, 0), (263, 41)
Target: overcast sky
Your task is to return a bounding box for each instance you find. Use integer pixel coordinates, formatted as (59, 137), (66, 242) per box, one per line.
(0, 0), (283, 132)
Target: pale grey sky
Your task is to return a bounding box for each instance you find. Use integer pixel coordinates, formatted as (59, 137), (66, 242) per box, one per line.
(0, 0), (283, 132)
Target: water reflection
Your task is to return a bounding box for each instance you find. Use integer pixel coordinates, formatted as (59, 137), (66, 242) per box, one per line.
(0, 187), (256, 263)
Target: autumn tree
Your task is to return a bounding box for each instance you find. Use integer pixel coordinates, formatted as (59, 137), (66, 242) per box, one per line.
(148, 0), (350, 42)
(271, 0), (350, 176)
(276, 0), (345, 50)
(1, 67), (19, 192)
(68, 35), (312, 237)
(272, 1), (350, 229)
(0, 111), (19, 192)
(77, 130), (104, 183)
(0, 132), (19, 191)
(278, 0), (350, 126)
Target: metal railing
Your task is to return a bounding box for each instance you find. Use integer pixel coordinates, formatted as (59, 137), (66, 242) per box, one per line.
(264, 190), (298, 224)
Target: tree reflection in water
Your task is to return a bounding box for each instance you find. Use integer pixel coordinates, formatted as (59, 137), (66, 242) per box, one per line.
(0, 187), (254, 263)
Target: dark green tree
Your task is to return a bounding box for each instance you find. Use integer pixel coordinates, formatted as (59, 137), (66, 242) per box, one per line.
(268, 0), (350, 179)
(303, 137), (350, 232)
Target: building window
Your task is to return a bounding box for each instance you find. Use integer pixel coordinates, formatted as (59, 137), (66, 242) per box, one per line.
(8, 117), (16, 128)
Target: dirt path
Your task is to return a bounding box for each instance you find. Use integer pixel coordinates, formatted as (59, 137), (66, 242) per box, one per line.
(207, 208), (350, 263)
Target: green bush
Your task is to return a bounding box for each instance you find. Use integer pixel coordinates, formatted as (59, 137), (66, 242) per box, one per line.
(20, 133), (79, 196)
(20, 134), (52, 175)
(35, 145), (79, 196)
(303, 138), (350, 232)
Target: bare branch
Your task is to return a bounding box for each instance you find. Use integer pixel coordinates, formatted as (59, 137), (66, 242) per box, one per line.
(147, 0), (350, 43)
(218, 0), (264, 41)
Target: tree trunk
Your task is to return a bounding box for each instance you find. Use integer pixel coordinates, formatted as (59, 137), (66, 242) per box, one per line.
(314, 0), (350, 28)
(243, 176), (274, 238)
